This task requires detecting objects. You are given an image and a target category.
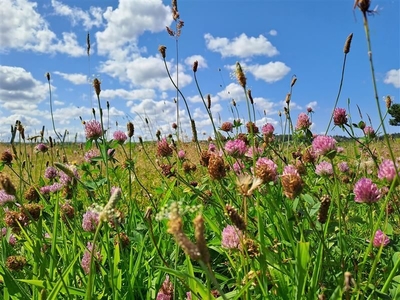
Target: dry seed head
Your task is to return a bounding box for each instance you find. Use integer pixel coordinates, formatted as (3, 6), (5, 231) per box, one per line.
(281, 174), (303, 200)
(6, 256), (27, 272)
(290, 75), (297, 87)
(1, 149), (13, 165)
(93, 78), (101, 97)
(247, 89), (254, 104)
(235, 62), (246, 88)
(208, 154), (226, 180)
(207, 94), (211, 110)
(193, 60), (198, 72)
(0, 173), (16, 196)
(318, 195), (331, 224)
(127, 122), (134, 137)
(193, 214), (210, 264)
(285, 93), (291, 104)
(343, 33), (353, 54)
(86, 32), (90, 56)
(226, 204), (246, 231)
(158, 45), (167, 59)
(166, 26), (175, 36)
(200, 150), (211, 167)
(46, 72), (50, 81)
(232, 99), (236, 107)
(191, 119), (198, 143)
(24, 186), (40, 202)
(385, 95), (392, 109)
(21, 203), (43, 221)
(354, 0), (371, 14)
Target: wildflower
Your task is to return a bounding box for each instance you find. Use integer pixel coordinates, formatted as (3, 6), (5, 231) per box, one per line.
(245, 146), (263, 158)
(82, 208), (100, 232)
(318, 195), (331, 224)
(307, 107), (313, 113)
(262, 123), (274, 136)
(6, 255), (26, 272)
(84, 120), (102, 140)
(363, 126), (375, 138)
(81, 242), (102, 275)
(2, 228), (16, 246)
(235, 62), (246, 88)
(107, 148), (115, 158)
(373, 230), (390, 247)
(177, 150), (186, 160)
(315, 161), (333, 176)
(208, 143), (216, 152)
(225, 139), (247, 157)
(208, 154), (226, 180)
(378, 159), (399, 183)
(233, 160), (245, 175)
(156, 275), (173, 300)
(1, 149), (13, 165)
(84, 149), (100, 163)
(303, 147), (316, 164)
(0, 190), (15, 206)
(44, 166), (58, 179)
(353, 178), (380, 203)
(221, 225), (242, 249)
(35, 143), (48, 153)
(157, 138), (173, 157)
(246, 121), (259, 134)
(113, 130), (127, 144)
(40, 182), (63, 195)
(281, 165), (304, 199)
(255, 157), (278, 183)
(59, 164), (79, 185)
(312, 135), (337, 158)
(220, 121), (233, 132)
(295, 113), (311, 130)
(333, 108), (348, 126)
(338, 162), (350, 173)
(61, 201), (75, 222)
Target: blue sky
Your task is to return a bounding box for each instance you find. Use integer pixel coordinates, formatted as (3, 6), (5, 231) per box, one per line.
(0, 0), (399, 142)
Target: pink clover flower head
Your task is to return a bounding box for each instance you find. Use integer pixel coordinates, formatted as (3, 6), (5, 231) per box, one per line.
(107, 148), (115, 158)
(0, 190), (16, 206)
(233, 160), (245, 175)
(220, 121), (233, 132)
(157, 275), (174, 300)
(85, 120), (102, 140)
(373, 230), (390, 248)
(157, 138), (173, 157)
(186, 291), (192, 300)
(363, 126), (375, 138)
(333, 108), (348, 126)
(282, 165), (299, 176)
(224, 139), (247, 157)
(208, 143), (216, 152)
(262, 123), (275, 136)
(315, 161), (333, 176)
(82, 209), (100, 232)
(1, 227), (16, 246)
(338, 162), (349, 173)
(35, 143), (48, 153)
(312, 135), (337, 158)
(44, 166), (58, 179)
(295, 113), (311, 130)
(378, 159), (399, 183)
(81, 242), (102, 275)
(40, 182), (63, 195)
(307, 107), (313, 113)
(221, 225), (243, 249)
(177, 150), (186, 160)
(255, 157), (278, 182)
(245, 146), (263, 159)
(353, 178), (380, 203)
(113, 130), (127, 144)
(84, 149), (100, 162)
(59, 164), (79, 185)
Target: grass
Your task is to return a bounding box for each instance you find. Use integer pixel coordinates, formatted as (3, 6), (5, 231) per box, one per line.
(1, 1), (400, 299)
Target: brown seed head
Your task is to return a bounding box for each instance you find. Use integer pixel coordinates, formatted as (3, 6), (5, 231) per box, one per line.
(285, 93), (291, 104)
(318, 195), (331, 224)
(158, 45), (167, 59)
(193, 214), (210, 263)
(46, 72), (50, 81)
(208, 154), (226, 180)
(200, 150), (211, 167)
(247, 89), (254, 104)
(1, 149), (13, 165)
(114, 232), (130, 249)
(240, 237), (260, 258)
(21, 203), (43, 221)
(93, 78), (101, 97)
(6, 256), (27, 272)
(0, 173), (16, 196)
(343, 33), (353, 54)
(281, 174), (303, 200)
(226, 204), (246, 231)
(207, 94), (211, 110)
(24, 186), (40, 202)
(385, 95), (392, 109)
(61, 201), (75, 222)
(191, 119), (198, 143)
(193, 60), (198, 72)
(235, 62), (246, 88)
(166, 26), (175, 36)
(290, 75), (297, 87)
(127, 122), (134, 137)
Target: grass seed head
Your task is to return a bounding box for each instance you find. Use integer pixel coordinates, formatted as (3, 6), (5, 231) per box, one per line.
(127, 122), (134, 137)
(93, 78), (101, 97)
(343, 33), (353, 54)
(193, 60), (198, 72)
(318, 195), (331, 224)
(158, 45), (167, 58)
(226, 204), (246, 231)
(0, 173), (16, 196)
(235, 62), (246, 88)
(194, 214), (210, 264)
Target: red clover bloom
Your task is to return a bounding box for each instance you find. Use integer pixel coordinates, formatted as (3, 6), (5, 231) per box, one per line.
(113, 130), (127, 144)
(315, 161), (333, 176)
(353, 178), (380, 203)
(220, 121), (233, 132)
(373, 230), (390, 247)
(333, 108), (348, 126)
(221, 225), (242, 249)
(262, 123), (274, 136)
(295, 113), (311, 130)
(44, 166), (58, 180)
(81, 242), (102, 274)
(312, 135), (337, 158)
(85, 120), (102, 140)
(82, 208), (100, 232)
(224, 139), (247, 157)
(378, 159), (399, 183)
(35, 143), (48, 153)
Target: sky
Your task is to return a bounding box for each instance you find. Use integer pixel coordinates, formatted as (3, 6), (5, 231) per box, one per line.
(0, 0), (399, 143)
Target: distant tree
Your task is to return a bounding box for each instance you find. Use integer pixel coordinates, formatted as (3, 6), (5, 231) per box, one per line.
(388, 104), (400, 126)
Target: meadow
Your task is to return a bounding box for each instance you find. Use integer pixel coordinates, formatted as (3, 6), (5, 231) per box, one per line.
(1, 1), (400, 299)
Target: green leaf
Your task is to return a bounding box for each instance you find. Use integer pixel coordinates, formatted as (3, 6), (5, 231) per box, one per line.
(296, 241), (310, 300)
(85, 139), (93, 150)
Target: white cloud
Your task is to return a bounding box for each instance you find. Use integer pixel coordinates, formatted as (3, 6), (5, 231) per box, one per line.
(204, 33), (279, 58)
(101, 88), (156, 100)
(54, 100), (64, 106)
(217, 83), (245, 101)
(184, 55), (208, 69)
(0, 66), (49, 111)
(51, 0), (103, 30)
(247, 62), (291, 83)
(53, 71), (88, 85)
(306, 101), (318, 110)
(384, 69), (400, 88)
(269, 30), (278, 36)
(0, 0), (85, 56)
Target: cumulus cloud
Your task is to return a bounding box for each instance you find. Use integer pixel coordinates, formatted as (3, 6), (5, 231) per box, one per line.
(204, 33), (279, 58)
(184, 55), (208, 69)
(247, 62), (291, 83)
(217, 83), (245, 101)
(0, 0), (85, 56)
(268, 30), (278, 36)
(101, 88), (156, 101)
(53, 72), (88, 85)
(51, 0), (103, 30)
(0, 66), (49, 111)
(384, 69), (400, 88)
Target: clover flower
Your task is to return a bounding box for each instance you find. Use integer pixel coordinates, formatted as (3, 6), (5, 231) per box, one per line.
(224, 139), (247, 157)
(44, 166), (58, 180)
(221, 225), (242, 249)
(0, 190), (15, 206)
(378, 159), (399, 183)
(295, 113), (311, 130)
(35, 143), (48, 153)
(353, 178), (380, 203)
(82, 208), (100, 232)
(262, 123), (274, 136)
(333, 108), (347, 126)
(315, 161), (333, 176)
(84, 149), (100, 163)
(220, 121), (233, 132)
(84, 120), (102, 140)
(113, 130), (127, 144)
(81, 242), (102, 275)
(312, 135), (337, 158)
(373, 230), (390, 248)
